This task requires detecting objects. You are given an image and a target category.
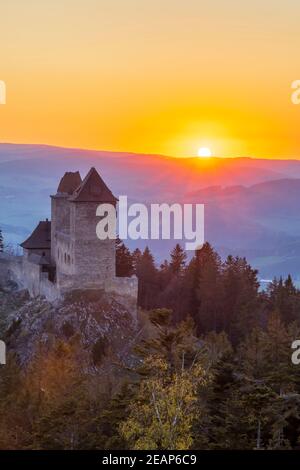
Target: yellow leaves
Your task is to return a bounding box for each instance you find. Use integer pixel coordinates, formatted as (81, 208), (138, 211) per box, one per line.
(119, 356), (209, 450)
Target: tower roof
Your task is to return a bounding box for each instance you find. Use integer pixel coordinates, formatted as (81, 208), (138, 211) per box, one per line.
(57, 171), (82, 195)
(70, 167), (117, 203)
(20, 220), (51, 250)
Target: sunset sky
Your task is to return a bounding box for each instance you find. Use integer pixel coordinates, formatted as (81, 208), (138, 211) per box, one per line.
(1, 0), (300, 158)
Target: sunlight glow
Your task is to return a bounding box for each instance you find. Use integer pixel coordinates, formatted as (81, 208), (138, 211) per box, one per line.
(198, 147), (212, 158)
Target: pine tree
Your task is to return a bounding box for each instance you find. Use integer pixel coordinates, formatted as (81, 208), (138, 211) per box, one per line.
(26, 339), (92, 449)
(95, 383), (135, 450)
(157, 246), (190, 323)
(238, 327), (266, 380)
(136, 247), (157, 309)
(0, 354), (29, 449)
(157, 260), (171, 290)
(203, 351), (236, 449)
(233, 315), (297, 449)
(187, 242), (222, 332)
(268, 275), (300, 324)
(132, 248), (142, 274)
(116, 237), (134, 277)
(169, 244), (187, 276)
(263, 311), (292, 394)
(221, 255), (260, 343)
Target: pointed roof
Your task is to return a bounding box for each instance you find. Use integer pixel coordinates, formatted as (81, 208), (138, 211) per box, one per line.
(57, 171), (82, 195)
(21, 220), (51, 250)
(70, 167), (117, 203)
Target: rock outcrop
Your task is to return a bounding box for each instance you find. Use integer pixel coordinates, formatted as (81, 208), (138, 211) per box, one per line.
(0, 284), (138, 368)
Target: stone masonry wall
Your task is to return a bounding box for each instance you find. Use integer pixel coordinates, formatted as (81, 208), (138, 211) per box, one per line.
(55, 232), (74, 277)
(51, 195), (71, 265)
(105, 276), (138, 320)
(62, 201), (116, 289)
(2, 254), (60, 301)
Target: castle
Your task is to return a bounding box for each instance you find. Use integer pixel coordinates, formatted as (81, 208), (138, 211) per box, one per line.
(12, 168), (137, 309)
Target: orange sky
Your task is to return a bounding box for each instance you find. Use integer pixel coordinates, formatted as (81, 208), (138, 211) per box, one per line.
(0, 0), (300, 158)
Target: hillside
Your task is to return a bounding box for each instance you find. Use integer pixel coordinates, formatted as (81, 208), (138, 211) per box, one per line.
(0, 282), (137, 369)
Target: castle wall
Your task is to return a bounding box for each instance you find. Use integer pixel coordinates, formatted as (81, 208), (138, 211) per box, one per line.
(55, 232), (74, 276)
(56, 201), (116, 289)
(2, 253), (137, 318)
(20, 259), (60, 301)
(105, 276), (138, 320)
(2, 254), (60, 302)
(23, 258), (42, 297)
(105, 276), (138, 297)
(51, 195), (71, 265)
(39, 273), (61, 302)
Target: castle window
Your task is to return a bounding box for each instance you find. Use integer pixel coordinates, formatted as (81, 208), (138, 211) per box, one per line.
(64, 253), (67, 264)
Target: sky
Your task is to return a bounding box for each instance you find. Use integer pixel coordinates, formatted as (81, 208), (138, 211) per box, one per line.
(0, 0), (300, 158)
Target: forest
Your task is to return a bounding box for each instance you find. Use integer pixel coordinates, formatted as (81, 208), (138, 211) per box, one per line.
(0, 234), (300, 449)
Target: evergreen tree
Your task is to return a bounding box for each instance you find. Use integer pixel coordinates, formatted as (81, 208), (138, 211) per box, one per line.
(136, 247), (157, 309)
(0, 354), (29, 449)
(116, 237), (134, 277)
(157, 259), (171, 291)
(1, 243), (300, 449)
(157, 247), (190, 323)
(169, 244), (187, 276)
(203, 351), (236, 449)
(268, 276), (300, 325)
(26, 339), (93, 449)
(187, 242), (222, 332)
(95, 383), (135, 450)
(132, 248), (142, 274)
(221, 255), (260, 343)
(262, 311), (292, 394)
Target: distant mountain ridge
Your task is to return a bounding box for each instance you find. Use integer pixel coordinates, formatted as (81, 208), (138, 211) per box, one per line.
(1, 143), (300, 280)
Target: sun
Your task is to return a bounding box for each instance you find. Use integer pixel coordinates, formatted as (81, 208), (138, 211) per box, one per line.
(198, 147), (212, 158)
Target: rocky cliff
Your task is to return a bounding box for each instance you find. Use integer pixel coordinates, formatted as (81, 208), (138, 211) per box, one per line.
(0, 282), (138, 369)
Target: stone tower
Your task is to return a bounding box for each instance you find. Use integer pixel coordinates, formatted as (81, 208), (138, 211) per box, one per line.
(50, 171), (82, 265)
(18, 166), (137, 311)
(51, 167), (117, 290)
